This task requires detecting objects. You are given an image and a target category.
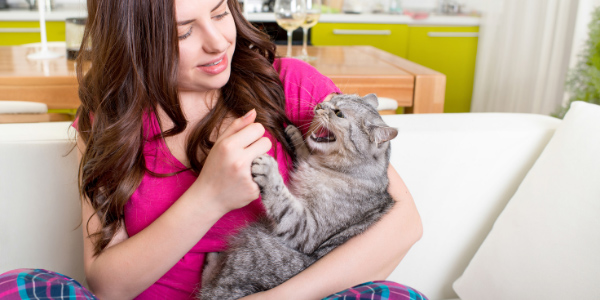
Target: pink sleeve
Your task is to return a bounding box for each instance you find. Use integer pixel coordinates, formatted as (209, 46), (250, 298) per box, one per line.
(72, 112), (94, 131)
(274, 58), (341, 135)
(71, 117), (79, 130)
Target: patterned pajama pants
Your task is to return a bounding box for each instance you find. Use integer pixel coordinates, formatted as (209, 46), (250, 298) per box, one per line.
(0, 269), (428, 300)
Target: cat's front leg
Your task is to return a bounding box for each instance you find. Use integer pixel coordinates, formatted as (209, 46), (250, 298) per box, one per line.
(251, 155), (316, 252)
(286, 125), (310, 161)
(251, 155), (302, 223)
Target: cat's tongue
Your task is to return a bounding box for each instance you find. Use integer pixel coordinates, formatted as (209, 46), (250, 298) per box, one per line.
(311, 127), (336, 142)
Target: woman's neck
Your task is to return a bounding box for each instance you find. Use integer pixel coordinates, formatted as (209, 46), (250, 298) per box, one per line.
(155, 89), (221, 168)
(177, 89), (220, 125)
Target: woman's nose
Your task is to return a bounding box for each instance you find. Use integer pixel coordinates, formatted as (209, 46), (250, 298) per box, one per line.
(201, 24), (230, 54)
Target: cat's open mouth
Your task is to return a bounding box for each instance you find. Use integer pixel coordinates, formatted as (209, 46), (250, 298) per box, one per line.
(310, 127), (336, 143)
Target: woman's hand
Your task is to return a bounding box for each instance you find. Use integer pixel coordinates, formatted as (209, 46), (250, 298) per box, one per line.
(238, 291), (269, 300)
(193, 109), (272, 215)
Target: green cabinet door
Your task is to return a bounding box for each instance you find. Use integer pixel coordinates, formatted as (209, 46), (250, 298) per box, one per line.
(0, 21), (66, 46)
(407, 26), (479, 113)
(311, 23), (409, 58)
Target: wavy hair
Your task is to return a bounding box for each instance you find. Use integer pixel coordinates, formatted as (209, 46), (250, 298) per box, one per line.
(76, 0), (292, 256)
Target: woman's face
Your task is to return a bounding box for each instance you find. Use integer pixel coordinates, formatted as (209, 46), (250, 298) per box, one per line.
(175, 0), (237, 94)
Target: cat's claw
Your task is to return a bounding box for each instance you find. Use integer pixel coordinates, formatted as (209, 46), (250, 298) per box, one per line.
(285, 125), (310, 160)
(251, 154), (278, 190)
(285, 125), (303, 142)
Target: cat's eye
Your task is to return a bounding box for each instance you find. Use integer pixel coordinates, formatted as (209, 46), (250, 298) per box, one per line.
(334, 109), (344, 118)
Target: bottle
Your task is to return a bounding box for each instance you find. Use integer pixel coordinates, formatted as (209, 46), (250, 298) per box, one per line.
(389, 0), (402, 14)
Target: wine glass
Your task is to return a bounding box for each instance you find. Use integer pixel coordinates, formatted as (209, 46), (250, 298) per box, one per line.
(274, 0), (306, 58)
(299, 0), (321, 61)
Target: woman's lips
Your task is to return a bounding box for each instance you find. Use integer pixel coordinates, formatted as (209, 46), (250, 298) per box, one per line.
(197, 54), (228, 75)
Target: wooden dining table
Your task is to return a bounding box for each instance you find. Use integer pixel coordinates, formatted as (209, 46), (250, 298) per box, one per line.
(0, 44), (445, 114)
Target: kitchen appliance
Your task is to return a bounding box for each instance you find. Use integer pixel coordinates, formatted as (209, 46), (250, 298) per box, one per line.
(25, 0), (55, 12)
(262, 0), (275, 12)
(65, 17), (87, 60)
(439, 0), (464, 15)
(342, 0), (365, 13)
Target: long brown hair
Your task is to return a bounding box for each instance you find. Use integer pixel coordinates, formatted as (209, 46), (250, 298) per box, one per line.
(76, 0), (292, 256)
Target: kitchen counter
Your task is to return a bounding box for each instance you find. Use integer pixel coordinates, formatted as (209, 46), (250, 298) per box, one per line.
(0, 5), (480, 26)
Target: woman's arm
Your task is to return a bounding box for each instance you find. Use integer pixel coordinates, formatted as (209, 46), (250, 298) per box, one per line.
(79, 110), (272, 299)
(244, 164), (423, 300)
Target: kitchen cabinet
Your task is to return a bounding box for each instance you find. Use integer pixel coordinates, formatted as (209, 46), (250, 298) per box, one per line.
(0, 21), (65, 46)
(312, 23), (478, 112)
(311, 23), (409, 58)
(407, 26), (478, 113)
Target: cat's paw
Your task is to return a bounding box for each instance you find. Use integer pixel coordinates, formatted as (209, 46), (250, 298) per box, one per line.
(251, 154), (279, 191)
(285, 125), (303, 143)
(285, 125), (309, 160)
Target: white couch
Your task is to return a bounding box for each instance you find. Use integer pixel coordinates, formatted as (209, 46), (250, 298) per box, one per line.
(1, 101), (599, 300)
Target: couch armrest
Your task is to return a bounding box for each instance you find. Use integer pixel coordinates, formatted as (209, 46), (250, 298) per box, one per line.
(381, 113), (560, 300)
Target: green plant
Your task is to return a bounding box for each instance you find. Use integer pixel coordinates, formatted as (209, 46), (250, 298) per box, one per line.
(554, 6), (600, 118)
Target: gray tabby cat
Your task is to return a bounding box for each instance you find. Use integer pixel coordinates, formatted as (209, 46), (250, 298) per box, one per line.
(199, 94), (398, 300)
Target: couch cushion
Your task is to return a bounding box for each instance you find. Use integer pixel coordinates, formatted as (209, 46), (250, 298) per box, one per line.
(382, 112), (560, 300)
(453, 101), (600, 299)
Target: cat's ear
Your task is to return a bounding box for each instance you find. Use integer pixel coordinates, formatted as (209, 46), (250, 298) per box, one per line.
(363, 93), (379, 109)
(365, 121), (399, 144)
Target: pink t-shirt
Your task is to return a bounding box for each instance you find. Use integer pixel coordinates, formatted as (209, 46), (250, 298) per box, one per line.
(121, 58), (340, 299)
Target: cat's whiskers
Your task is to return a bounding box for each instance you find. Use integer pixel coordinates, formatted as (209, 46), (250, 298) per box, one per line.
(295, 123), (312, 130)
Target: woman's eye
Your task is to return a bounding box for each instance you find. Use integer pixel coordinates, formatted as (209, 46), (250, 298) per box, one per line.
(334, 110), (344, 118)
(178, 27), (192, 40)
(213, 11), (230, 20)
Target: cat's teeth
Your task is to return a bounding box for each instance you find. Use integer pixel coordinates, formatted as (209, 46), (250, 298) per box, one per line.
(310, 128), (336, 143)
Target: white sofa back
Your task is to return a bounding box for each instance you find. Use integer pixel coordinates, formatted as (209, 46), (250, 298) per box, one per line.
(0, 122), (84, 284)
(0, 114), (562, 300)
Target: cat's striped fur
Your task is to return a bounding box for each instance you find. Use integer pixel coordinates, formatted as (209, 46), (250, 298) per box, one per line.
(199, 94), (398, 299)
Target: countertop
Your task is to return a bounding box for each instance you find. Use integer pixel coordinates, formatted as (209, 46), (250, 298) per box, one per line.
(0, 4), (480, 26)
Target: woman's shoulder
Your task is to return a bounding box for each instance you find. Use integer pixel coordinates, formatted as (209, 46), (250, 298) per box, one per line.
(273, 57), (340, 127)
(274, 57), (322, 81)
(274, 56), (314, 69)
(274, 57), (340, 94)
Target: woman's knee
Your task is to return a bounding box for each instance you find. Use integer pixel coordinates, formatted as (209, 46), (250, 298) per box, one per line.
(323, 280), (428, 300)
(0, 268), (96, 300)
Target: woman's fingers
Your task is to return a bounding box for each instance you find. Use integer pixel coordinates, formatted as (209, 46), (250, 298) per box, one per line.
(193, 108), (275, 212)
(245, 137), (273, 160)
(218, 110), (270, 157)
(234, 122), (267, 148)
(219, 109), (256, 140)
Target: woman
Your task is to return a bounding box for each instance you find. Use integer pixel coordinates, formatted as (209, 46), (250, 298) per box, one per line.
(0, 0), (424, 299)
